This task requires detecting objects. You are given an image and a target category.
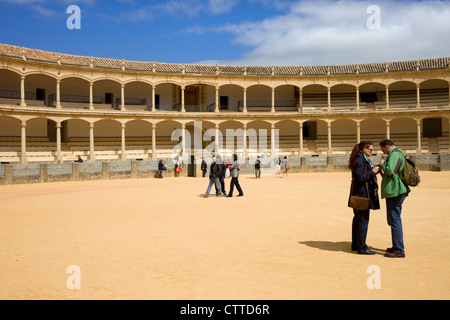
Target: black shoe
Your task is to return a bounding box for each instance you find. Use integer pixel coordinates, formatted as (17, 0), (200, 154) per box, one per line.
(237, 194), (244, 197)
(384, 251), (405, 258)
(358, 249), (375, 255)
(226, 195), (232, 198)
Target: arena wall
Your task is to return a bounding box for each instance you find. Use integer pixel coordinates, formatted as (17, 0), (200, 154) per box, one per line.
(0, 43), (449, 183)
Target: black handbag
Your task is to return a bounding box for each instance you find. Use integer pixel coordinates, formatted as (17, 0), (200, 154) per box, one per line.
(349, 166), (370, 211)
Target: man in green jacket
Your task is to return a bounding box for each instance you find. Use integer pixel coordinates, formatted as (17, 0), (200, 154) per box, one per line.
(379, 139), (409, 258)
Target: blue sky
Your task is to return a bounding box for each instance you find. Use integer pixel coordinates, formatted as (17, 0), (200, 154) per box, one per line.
(1, 0), (450, 66)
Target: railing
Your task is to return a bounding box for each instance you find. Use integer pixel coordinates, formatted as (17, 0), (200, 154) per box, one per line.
(48, 94), (102, 104)
(0, 89), (36, 100)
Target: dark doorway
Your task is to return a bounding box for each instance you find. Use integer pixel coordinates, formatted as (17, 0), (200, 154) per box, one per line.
(423, 118), (442, 138)
(220, 96), (229, 110)
(36, 88), (45, 102)
(105, 93), (113, 106)
(188, 155), (196, 177)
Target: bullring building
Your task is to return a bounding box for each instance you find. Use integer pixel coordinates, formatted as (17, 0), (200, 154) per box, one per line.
(0, 43), (449, 179)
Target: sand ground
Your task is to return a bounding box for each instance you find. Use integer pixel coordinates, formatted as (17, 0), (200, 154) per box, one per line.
(0, 171), (449, 300)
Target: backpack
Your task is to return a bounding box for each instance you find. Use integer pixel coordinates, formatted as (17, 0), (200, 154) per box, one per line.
(393, 150), (420, 187)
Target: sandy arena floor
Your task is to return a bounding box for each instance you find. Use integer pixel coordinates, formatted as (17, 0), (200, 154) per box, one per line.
(0, 171), (449, 300)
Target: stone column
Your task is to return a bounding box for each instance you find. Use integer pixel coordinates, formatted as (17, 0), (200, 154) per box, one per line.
(243, 88), (247, 113)
(356, 121), (361, 144)
(89, 82), (94, 110)
(356, 86), (360, 112)
(121, 123), (126, 160)
(181, 86), (185, 112)
(151, 85), (156, 112)
(416, 83), (421, 109)
(299, 122), (304, 157)
(89, 123), (95, 161)
(271, 123), (276, 158)
(121, 84), (126, 111)
(20, 76), (26, 107)
(56, 80), (61, 109)
(152, 123), (157, 159)
(299, 86), (303, 113)
(21, 121), (27, 164)
(327, 121), (332, 156)
(385, 85), (390, 110)
(386, 120), (391, 140)
(181, 123), (186, 159)
(243, 123), (248, 160)
(215, 124), (220, 156)
(327, 87), (331, 112)
(215, 86), (219, 113)
(416, 119), (422, 154)
(56, 122), (62, 162)
(271, 88), (275, 113)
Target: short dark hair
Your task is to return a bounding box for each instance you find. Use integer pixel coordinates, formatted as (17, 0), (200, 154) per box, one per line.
(380, 139), (395, 147)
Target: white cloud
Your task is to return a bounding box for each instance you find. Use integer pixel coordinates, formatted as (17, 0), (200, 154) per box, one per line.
(197, 0), (450, 66)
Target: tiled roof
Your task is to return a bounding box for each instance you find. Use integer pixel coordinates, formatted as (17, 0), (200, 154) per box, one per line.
(1, 43), (448, 76)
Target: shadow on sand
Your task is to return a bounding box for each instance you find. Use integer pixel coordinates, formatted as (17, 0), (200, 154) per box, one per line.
(299, 241), (385, 255)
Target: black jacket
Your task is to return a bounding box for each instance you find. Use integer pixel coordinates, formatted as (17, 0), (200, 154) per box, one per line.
(349, 152), (380, 210)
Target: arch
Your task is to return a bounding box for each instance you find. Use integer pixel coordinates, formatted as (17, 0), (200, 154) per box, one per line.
(123, 81), (153, 111)
(125, 119), (153, 137)
(92, 79), (122, 109)
(274, 84), (298, 112)
(246, 84), (272, 111)
(23, 70), (58, 80)
(0, 115), (21, 136)
(24, 73), (57, 107)
(218, 84), (243, 111)
(418, 79), (449, 107)
(60, 74), (91, 83)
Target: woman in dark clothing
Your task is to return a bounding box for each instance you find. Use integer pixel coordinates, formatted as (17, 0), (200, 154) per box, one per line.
(226, 154), (243, 197)
(348, 141), (381, 255)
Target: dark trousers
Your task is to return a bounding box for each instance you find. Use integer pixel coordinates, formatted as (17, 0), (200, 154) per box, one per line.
(215, 177), (226, 195)
(228, 177), (243, 196)
(352, 209), (370, 252)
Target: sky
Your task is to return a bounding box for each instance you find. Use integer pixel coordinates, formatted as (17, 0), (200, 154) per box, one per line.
(0, 0), (450, 66)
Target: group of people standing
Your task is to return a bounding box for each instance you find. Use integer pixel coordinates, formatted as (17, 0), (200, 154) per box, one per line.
(204, 154), (244, 198)
(348, 139), (410, 258)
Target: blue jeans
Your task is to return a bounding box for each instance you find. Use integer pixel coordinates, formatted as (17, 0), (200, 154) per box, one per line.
(386, 193), (407, 254)
(206, 177), (222, 195)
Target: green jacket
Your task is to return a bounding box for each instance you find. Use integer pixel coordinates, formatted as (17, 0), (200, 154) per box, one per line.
(380, 147), (410, 199)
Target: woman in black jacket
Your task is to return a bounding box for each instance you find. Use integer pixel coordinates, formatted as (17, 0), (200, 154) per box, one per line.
(348, 141), (380, 255)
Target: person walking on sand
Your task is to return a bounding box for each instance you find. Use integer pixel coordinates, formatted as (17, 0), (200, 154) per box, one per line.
(275, 157), (281, 175)
(201, 158), (207, 177)
(215, 155), (227, 196)
(281, 156), (289, 178)
(348, 141), (381, 255)
(226, 154), (244, 197)
(379, 139), (410, 258)
(204, 156), (224, 197)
